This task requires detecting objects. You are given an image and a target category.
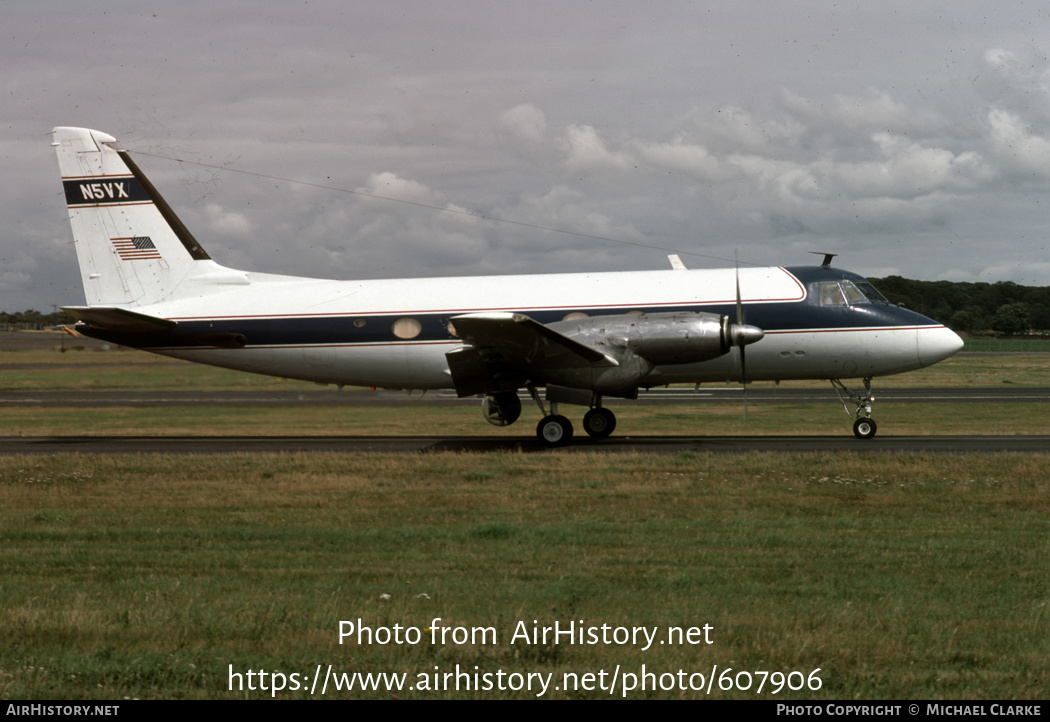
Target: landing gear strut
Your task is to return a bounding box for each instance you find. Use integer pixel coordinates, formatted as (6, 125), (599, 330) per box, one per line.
(831, 377), (877, 439)
(528, 386), (575, 447)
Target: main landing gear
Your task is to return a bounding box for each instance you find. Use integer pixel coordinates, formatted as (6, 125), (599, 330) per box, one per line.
(831, 377), (878, 439)
(529, 387), (616, 447)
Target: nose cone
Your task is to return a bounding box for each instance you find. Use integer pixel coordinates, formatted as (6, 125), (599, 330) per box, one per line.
(917, 325), (964, 368)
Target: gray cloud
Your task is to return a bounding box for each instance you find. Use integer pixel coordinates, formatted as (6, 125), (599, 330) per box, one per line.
(6, 1), (1050, 313)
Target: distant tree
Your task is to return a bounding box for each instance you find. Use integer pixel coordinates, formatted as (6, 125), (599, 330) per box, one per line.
(0, 310), (76, 327)
(991, 303), (1031, 336)
(949, 306), (989, 334)
(1028, 302), (1050, 331)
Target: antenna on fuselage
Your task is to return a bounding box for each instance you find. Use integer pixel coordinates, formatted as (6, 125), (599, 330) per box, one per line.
(809, 251), (838, 268)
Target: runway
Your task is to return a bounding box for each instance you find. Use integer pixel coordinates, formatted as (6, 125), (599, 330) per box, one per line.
(3, 386), (1050, 407)
(2, 386), (1048, 455)
(3, 434), (1048, 455)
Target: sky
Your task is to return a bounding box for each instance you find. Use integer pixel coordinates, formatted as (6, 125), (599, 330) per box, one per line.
(5, 1), (1050, 312)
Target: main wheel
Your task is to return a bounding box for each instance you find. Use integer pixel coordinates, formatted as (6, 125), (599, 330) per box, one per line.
(582, 407), (616, 439)
(853, 417), (877, 440)
(481, 392), (522, 426)
(537, 415), (573, 447)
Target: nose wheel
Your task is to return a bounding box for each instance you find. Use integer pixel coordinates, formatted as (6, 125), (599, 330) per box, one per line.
(852, 417), (877, 440)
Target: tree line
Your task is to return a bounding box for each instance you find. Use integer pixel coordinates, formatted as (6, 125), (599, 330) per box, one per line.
(2, 276), (1048, 336)
(869, 277), (1048, 336)
(0, 309), (75, 330)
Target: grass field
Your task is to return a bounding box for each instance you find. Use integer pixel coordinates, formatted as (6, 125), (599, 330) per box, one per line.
(3, 399), (1050, 438)
(1, 333), (1048, 699)
(2, 452), (1047, 700)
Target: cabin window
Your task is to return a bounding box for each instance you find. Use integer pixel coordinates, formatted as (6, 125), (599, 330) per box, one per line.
(391, 317), (422, 339)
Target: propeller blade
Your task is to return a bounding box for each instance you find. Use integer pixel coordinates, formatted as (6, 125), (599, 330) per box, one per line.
(735, 250), (744, 327)
(735, 251), (747, 420)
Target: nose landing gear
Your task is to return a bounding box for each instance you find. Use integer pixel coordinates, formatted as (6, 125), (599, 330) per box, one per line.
(831, 377), (877, 439)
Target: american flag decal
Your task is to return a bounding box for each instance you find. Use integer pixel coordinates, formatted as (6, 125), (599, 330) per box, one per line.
(112, 236), (162, 260)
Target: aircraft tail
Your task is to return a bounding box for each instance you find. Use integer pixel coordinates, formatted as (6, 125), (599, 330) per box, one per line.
(52, 127), (212, 308)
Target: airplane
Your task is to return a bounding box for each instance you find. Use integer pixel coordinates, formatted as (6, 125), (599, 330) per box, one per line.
(51, 126), (964, 446)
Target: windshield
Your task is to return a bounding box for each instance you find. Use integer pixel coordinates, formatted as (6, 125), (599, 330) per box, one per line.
(854, 281), (889, 303)
(817, 280), (891, 306)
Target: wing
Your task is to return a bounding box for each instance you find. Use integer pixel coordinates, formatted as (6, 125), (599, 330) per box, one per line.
(445, 312), (617, 397)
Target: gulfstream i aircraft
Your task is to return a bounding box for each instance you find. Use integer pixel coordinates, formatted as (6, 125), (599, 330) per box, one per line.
(53, 126), (963, 445)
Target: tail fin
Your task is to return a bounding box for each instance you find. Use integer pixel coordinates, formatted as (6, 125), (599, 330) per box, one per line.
(52, 127), (211, 307)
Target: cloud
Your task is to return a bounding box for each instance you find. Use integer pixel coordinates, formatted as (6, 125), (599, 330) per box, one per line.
(803, 134), (991, 201)
(986, 108), (1050, 180)
(358, 172), (448, 207)
(339, 172), (490, 275)
(690, 105), (803, 155)
(498, 103), (547, 143)
(632, 137), (729, 182)
(560, 124), (630, 170)
(14, 3), (1050, 312)
(204, 203), (253, 237)
(777, 88), (918, 139)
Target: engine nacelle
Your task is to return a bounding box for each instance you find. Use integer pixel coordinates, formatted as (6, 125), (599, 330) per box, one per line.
(623, 313), (732, 365)
(549, 311), (734, 366)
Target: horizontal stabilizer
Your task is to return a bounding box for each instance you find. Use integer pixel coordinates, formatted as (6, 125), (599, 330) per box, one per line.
(61, 306), (177, 333)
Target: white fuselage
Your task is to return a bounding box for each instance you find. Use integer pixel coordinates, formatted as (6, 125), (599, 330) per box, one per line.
(113, 263), (962, 390)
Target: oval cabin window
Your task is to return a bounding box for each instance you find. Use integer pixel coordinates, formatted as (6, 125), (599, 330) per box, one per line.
(391, 317), (422, 340)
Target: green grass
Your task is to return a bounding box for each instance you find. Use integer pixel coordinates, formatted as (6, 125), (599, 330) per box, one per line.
(1, 337), (1048, 699)
(963, 338), (1050, 353)
(1, 452), (1047, 699)
(0, 348), (318, 392)
(1, 400), (1047, 437)
(2, 343), (1049, 437)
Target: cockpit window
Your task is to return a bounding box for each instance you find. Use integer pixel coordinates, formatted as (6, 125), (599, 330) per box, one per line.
(818, 280), (892, 306)
(841, 281), (867, 305)
(854, 281), (889, 303)
(820, 282), (847, 306)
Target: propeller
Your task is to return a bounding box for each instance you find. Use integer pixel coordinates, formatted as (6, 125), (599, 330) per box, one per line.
(731, 252), (765, 420)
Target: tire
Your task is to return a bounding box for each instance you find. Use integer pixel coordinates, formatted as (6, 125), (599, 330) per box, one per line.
(853, 417), (877, 440)
(482, 392), (522, 426)
(582, 407), (616, 439)
(537, 415), (573, 447)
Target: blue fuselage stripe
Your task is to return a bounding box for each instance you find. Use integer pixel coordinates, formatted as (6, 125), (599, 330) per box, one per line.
(76, 300), (939, 350)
